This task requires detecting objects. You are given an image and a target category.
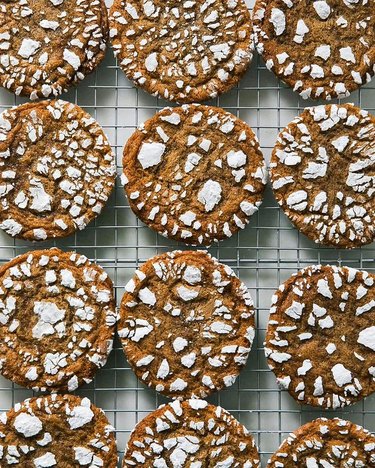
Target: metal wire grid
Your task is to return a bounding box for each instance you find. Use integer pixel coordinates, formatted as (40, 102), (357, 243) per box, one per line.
(0, 0), (374, 465)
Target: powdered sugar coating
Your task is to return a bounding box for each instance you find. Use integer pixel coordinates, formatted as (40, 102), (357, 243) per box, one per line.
(109, 0), (253, 103)
(270, 104), (375, 248)
(122, 104), (266, 246)
(0, 248), (116, 392)
(13, 413), (43, 438)
(123, 400), (260, 467)
(0, 394), (117, 467)
(0, 100), (116, 241)
(119, 250), (255, 399)
(266, 265), (375, 409)
(0, 0), (108, 99)
(268, 417), (375, 467)
(253, 0), (374, 100)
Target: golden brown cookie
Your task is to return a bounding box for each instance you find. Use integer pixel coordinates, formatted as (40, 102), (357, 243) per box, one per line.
(0, 248), (116, 392)
(0, 0), (108, 99)
(118, 250), (255, 399)
(270, 104), (375, 249)
(265, 265), (375, 409)
(0, 394), (118, 467)
(0, 100), (116, 241)
(253, 0), (375, 100)
(122, 104), (267, 246)
(268, 417), (375, 467)
(123, 399), (260, 467)
(109, 0), (253, 103)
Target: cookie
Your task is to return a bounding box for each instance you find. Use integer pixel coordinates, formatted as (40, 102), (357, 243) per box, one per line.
(123, 399), (260, 467)
(0, 394), (118, 467)
(265, 264), (375, 409)
(0, 99), (116, 241)
(118, 250), (255, 399)
(122, 104), (267, 246)
(252, 0), (375, 100)
(109, 0), (253, 103)
(270, 104), (375, 249)
(0, 0), (108, 99)
(0, 248), (116, 392)
(268, 417), (375, 467)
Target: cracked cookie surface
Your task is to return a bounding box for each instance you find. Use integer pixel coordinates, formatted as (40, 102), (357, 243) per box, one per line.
(266, 265), (375, 409)
(253, 0), (375, 100)
(0, 100), (116, 241)
(0, 0), (108, 99)
(109, 0), (253, 103)
(118, 250), (255, 399)
(0, 248), (116, 392)
(268, 417), (375, 467)
(270, 104), (375, 248)
(123, 399), (260, 467)
(122, 104), (266, 246)
(0, 394), (118, 467)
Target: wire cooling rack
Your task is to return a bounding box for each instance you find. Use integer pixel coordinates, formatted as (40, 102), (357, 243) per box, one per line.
(0, 0), (374, 465)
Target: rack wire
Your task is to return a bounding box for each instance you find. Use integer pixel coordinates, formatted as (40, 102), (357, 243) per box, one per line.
(0, 0), (374, 465)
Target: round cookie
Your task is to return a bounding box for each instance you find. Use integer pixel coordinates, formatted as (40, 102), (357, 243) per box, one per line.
(0, 394), (118, 467)
(109, 0), (253, 103)
(265, 264), (375, 409)
(0, 0), (108, 99)
(0, 100), (116, 241)
(0, 248), (116, 392)
(268, 417), (375, 467)
(252, 0), (375, 100)
(118, 250), (255, 399)
(122, 104), (267, 246)
(270, 104), (375, 248)
(123, 399), (260, 467)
